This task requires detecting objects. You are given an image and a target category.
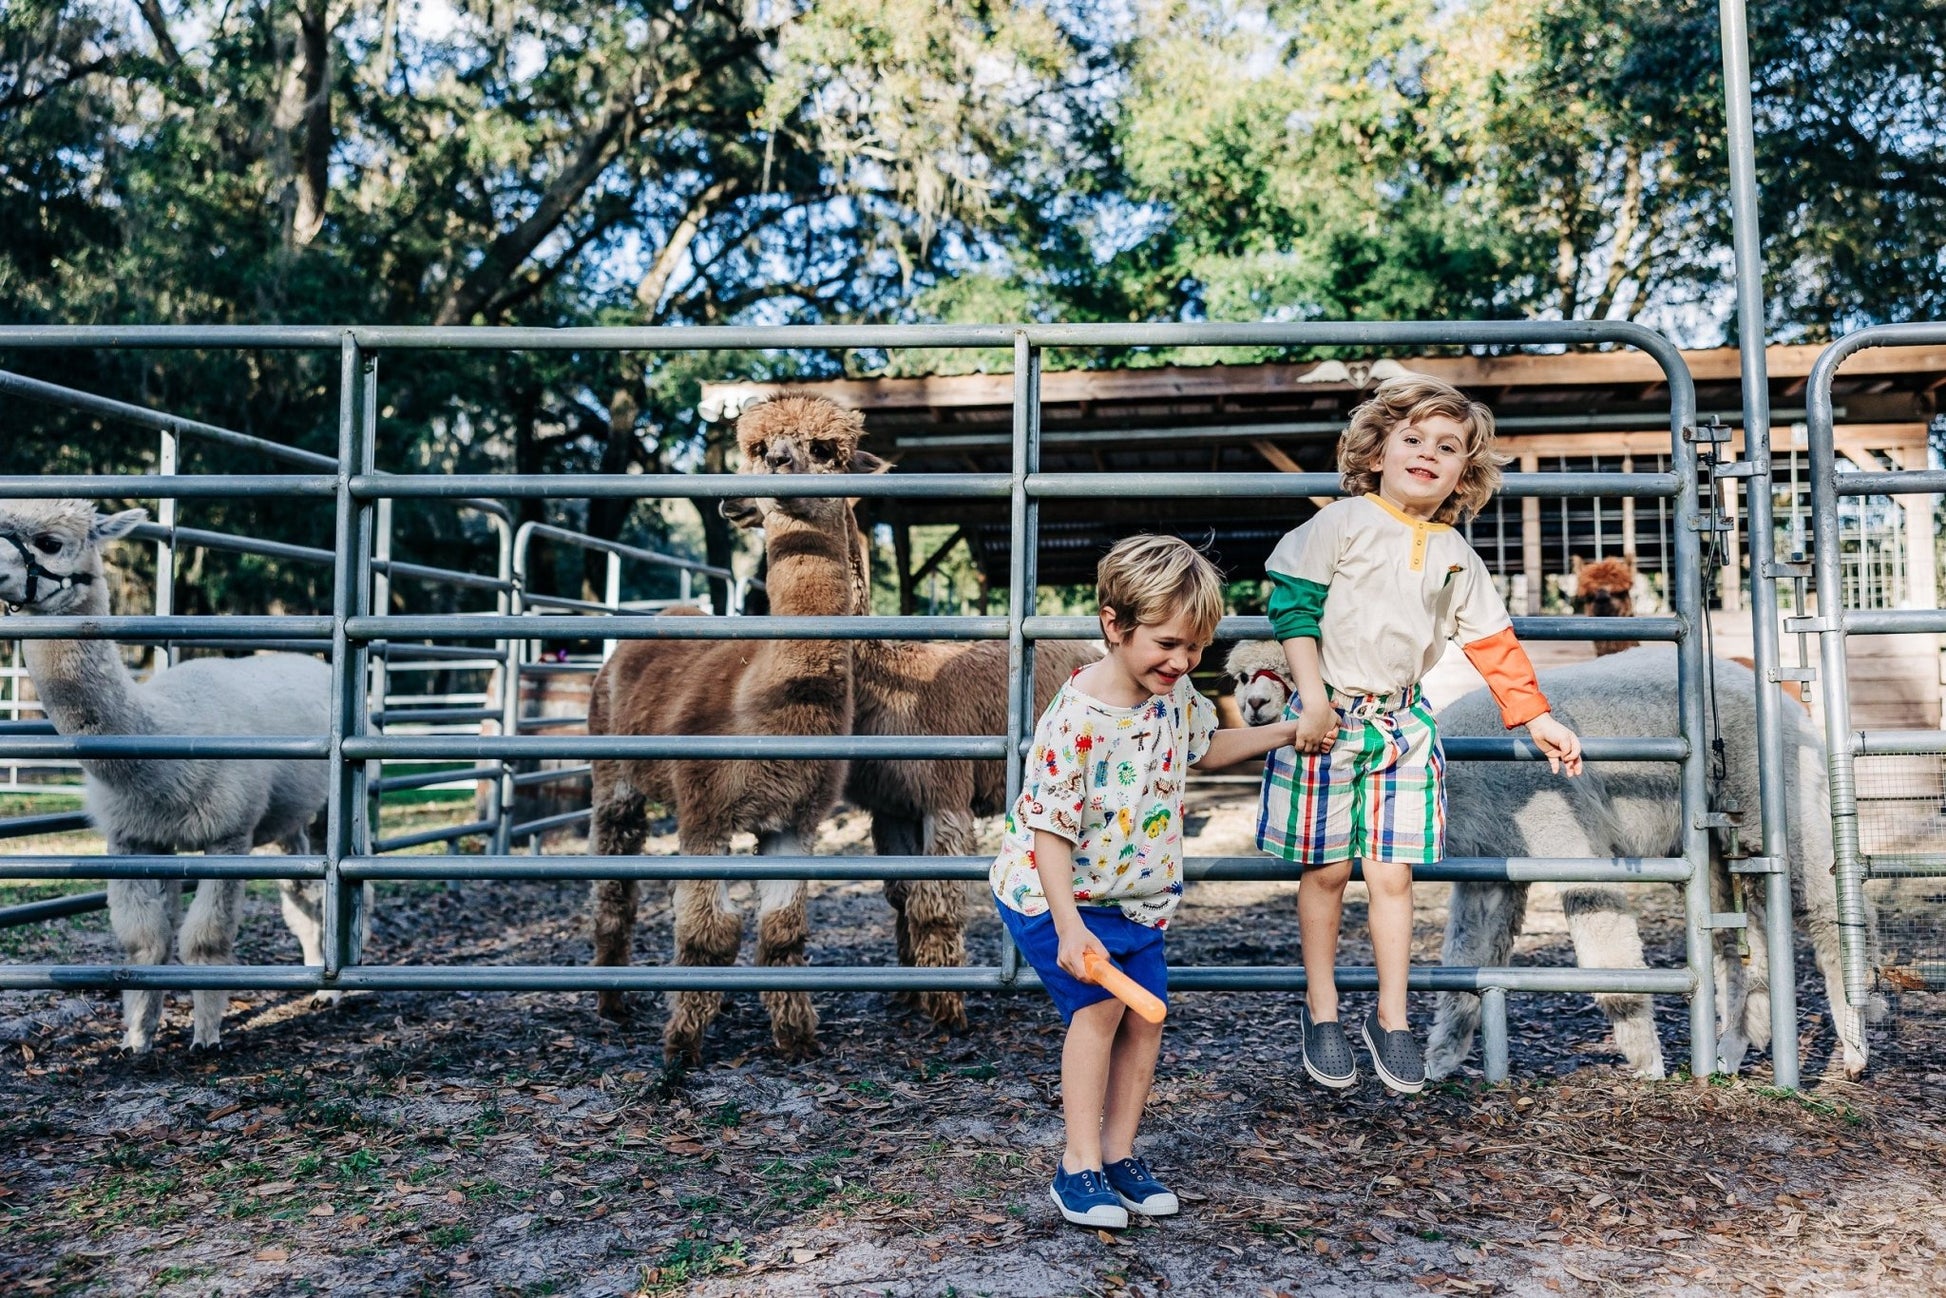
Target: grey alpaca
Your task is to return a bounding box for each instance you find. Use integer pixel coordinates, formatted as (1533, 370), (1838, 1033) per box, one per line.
(0, 501), (340, 1052)
(1223, 641), (1878, 1079)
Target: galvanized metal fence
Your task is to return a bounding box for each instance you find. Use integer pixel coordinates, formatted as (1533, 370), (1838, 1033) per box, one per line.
(1804, 323), (1946, 1001)
(0, 321), (1789, 1084)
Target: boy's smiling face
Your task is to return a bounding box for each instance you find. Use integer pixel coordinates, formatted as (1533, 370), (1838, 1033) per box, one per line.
(1100, 607), (1208, 700)
(1373, 413), (1468, 520)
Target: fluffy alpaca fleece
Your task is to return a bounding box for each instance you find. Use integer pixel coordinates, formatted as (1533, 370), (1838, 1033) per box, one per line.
(723, 393), (1102, 1029)
(587, 398), (867, 1064)
(0, 500), (338, 1053)
(1222, 640), (1878, 1079)
(1570, 556), (1640, 656)
(1224, 639), (1294, 727)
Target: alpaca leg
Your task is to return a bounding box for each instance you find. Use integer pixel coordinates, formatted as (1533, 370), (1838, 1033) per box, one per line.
(1799, 864), (1878, 1079)
(873, 814), (926, 995)
(1426, 881), (1526, 1080)
(905, 809), (972, 1031)
(1705, 853), (1752, 1075)
(664, 875), (743, 1066)
(1559, 884), (1664, 1079)
(107, 869), (180, 1055)
(589, 774), (650, 1021)
(591, 878), (640, 1022)
(755, 831), (820, 1060)
(180, 869), (247, 1050)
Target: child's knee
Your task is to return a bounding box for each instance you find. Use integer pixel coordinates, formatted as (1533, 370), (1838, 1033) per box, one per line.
(1363, 861), (1414, 899)
(1302, 861), (1354, 892)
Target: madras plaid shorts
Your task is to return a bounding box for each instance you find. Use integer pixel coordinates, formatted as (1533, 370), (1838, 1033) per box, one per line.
(1255, 683), (1445, 867)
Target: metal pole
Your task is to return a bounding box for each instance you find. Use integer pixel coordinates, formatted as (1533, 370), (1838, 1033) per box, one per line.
(1719, 0), (1798, 1088)
(998, 332), (1039, 985)
(153, 425), (178, 671)
(1480, 985), (1510, 1084)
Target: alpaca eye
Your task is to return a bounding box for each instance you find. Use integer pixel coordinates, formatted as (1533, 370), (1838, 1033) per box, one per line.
(751, 441), (767, 459)
(810, 441), (834, 461)
(32, 535), (60, 555)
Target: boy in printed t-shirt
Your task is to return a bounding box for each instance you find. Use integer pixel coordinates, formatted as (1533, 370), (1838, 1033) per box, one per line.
(1258, 376), (1584, 1096)
(991, 535), (1302, 1230)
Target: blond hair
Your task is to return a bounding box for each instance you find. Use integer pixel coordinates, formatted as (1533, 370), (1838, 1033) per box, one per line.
(1337, 375), (1509, 523)
(1096, 534), (1225, 643)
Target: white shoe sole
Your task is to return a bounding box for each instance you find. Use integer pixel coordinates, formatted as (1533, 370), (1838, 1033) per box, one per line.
(1117, 1190), (1180, 1217)
(1051, 1186), (1128, 1229)
(1362, 1020), (1426, 1095)
(1302, 1045), (1358, 1090)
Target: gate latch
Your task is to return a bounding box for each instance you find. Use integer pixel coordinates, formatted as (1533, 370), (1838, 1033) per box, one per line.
(1730, 856), (1784, 875)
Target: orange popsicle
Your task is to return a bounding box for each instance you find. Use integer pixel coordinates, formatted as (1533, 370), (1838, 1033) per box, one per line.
(1081, 949), (1167, 1024)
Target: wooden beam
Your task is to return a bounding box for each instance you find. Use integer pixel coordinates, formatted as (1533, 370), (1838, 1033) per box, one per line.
(1250, 438), (1335, 507)
(909, 527), (967, 587)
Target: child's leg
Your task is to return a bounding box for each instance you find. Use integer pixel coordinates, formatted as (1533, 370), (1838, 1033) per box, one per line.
(1298, 859), (1354, 1020)
(1100, 1011), (1164, 1163)
(1060, 997), (1126, 1172)
(1365, 858), (1414, 1030)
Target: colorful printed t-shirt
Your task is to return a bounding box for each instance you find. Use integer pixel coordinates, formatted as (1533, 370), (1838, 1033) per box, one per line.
(1264, 493), (1549, 728)
(989, 674), (1218, 929)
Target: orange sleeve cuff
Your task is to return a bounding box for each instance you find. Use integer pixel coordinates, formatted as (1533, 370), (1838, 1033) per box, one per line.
(1461, 627), (1550, 729)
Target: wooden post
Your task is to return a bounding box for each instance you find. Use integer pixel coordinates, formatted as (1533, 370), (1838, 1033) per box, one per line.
(1520, 452), (1542, 615)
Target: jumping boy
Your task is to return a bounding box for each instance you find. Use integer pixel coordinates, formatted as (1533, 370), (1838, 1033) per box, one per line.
(992, 534), (1302, 1230)
(1258, 376), (1583, 1095)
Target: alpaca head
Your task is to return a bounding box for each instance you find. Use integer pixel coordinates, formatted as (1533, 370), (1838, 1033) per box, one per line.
(1569, 556), (1636, 619)
(1224, 640), (1293, 726)
(0, 499), (147, 614)
(736, 392), (866, 475)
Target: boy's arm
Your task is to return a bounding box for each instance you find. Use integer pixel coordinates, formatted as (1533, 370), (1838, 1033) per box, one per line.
(1195, 720), (1301, 769)
(1282, 637), (1336, 753)
(1032, 830), (1107, 979)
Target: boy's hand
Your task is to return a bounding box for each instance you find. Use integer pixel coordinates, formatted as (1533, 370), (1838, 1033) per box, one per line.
(1292, 695), (1337, 754)
(1055, 919), (1111, 982)
(1527, 711), (1583, 777)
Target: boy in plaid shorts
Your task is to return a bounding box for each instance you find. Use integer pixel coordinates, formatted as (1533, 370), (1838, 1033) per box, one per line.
(1257, 376), (1583, 1094)
(993, 535), (1301, 1229)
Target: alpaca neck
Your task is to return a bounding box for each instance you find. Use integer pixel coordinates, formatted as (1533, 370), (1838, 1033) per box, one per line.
(764, 510), (857, 618)
(19, 581), (157, 738)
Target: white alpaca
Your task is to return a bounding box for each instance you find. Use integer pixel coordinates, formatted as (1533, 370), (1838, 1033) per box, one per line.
(1, 501), (338, 1052)
(1221, 641), (1878, 1080)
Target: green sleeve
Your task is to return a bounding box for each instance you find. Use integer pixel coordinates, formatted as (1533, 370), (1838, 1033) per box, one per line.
(1266, 571), (1328, 642)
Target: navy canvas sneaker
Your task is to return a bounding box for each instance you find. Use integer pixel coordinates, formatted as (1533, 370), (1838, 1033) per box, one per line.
(1363, 1007), (1427, 1095)
(1105, 1156), (1180, 1217)
(1050, 1163), (1129, 1229)
(1301, 1005), (1358, 1089)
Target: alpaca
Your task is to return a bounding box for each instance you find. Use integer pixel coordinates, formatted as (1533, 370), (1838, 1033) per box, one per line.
(1568, 556), (1640, 656)
(586, 399), (868, 1064)
(0, 500), (337, 1053)
(1222, 641), (1877, 1079)
(721, 393), (1101, 1030)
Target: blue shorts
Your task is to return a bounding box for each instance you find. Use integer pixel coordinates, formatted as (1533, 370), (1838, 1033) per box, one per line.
(995, 898), (1169, 1024)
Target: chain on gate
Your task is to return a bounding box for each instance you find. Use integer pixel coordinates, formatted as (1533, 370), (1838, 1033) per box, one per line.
(1690, 415), (1753, 963)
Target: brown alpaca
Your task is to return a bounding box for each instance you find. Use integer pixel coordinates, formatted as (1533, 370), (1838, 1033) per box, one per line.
(724, 394), (1101, 1030)
(1571, 556), (1639, 656)
(587, 398), (872, 1064)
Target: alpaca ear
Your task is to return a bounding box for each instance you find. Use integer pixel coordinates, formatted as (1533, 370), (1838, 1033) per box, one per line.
(850, 450), (891, 476)
(89, 508), (149, 544)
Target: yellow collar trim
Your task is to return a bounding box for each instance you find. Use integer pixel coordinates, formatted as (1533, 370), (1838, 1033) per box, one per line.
(1364, 493), (1452, 531)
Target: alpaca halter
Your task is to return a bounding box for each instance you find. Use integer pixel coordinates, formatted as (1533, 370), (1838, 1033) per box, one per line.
(0, 531), (93, 613)
(1247, 668), (1293, 689)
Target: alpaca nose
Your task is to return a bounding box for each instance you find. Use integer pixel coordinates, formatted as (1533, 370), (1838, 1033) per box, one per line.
(765, 448), (795, 470)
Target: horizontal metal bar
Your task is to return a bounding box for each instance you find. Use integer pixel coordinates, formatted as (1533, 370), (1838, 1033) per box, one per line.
(0, 961), (1695, 995)
(372, 818), (498, 853)
(1851, 730), (1946, 756)
(512, 765), (590, 788)
(0, 368), (338, 469)
(0, 319), (1684, 354)
(0, 475), (337, 499)
(0, 616), (333, 641)
(376, 561), (513, 593)
(1024, 614), (1682, 644)
(1836, 470), (1946, 497)
(370, 765), (502, 794)
(356, 472), (1010, 501)
(0, 855), (324, 880)
(130, 521), (335, 568)
(1028, 472), (1680, 500)
(506, 809), (592, 838)
(374, 643), (511, 663)
(0, 736), (329, 760)
(1861, 855), (1946, 879)
(346, 615), (1012, 641)
(1444, 736), (1684, 762)
(157, 638), (333, 654)
(0, 810), (92, 840)
(517, 714), (588, 731)
(0, 889), (109, 928)
(340, 734), (1008, 760)
(372, 706), (503, 726)
(516, 592), (624, 615)
(342, 853), (1688, 884)
(1842, 609), (1946, 636)
(0, 721), (55, 735)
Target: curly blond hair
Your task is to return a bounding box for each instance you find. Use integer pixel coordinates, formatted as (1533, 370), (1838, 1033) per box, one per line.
(1337, 375), (1509, 523)
(1096, 534), (1225, 644)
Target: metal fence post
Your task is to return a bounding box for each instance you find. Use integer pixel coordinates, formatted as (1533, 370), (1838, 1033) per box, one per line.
(323, 338), (377, 976)
(1718, 0), (1799, 1090)
(153, 424), (178, 672)
(997, 332), (1040, 985)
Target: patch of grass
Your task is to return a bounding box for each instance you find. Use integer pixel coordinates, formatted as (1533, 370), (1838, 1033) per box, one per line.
(843, 1078), (888, 1098)
(1417, 1228), (1446, 1241)
(339, 1147), (382, 1180)
(1751, 1084), (1865, 1126)
(292, 1153), (324, 1177)
(639, 1236), (746, 1295)
(426, 1224), (474, 1247)
(756, 1149), (854, 1211)
(152, 1264), (210, 1286)
(703, 1101), (743, 1129)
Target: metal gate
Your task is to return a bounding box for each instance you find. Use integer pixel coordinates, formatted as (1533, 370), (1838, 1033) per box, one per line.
(1804, 323), (1946, 1003)
(0, 321), (1751, 1083)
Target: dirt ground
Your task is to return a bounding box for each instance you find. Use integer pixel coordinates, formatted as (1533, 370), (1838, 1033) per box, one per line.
(3, 784), (1945, 1297)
